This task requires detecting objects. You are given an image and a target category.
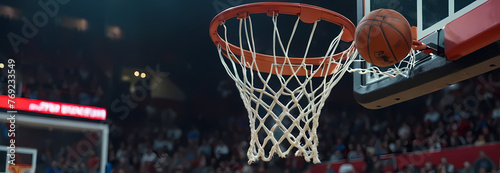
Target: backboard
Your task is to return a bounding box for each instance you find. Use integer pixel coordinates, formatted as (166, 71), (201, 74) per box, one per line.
(0, 146), (36, 173)
(0, 113), (109, 173)
(353, 0), (500, 109)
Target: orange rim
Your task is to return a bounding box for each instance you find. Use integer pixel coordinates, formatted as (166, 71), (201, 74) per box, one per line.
(209, 2), (356, 76)
(8, 164), (32, 173)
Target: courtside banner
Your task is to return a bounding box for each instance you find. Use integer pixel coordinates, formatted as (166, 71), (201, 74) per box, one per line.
(0, 95), (106, 120)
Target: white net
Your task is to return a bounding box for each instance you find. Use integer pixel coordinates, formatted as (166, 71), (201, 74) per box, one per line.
(347, 49), (418, 79)
(216, 13), (357, 164)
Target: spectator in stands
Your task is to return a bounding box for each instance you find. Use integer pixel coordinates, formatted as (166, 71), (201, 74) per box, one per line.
(87, 151), (100, 173)
(427, 138), (442, 152)
(192, 153), (208, 173)
(459, 161), (473, 173)
(153, 133), (172, 152)
(45, 161), (62, 173)
(187, 125), (200, 145)
(330, 150), (344, 161)
(214, 140), (230, 161)
(371, 120), (387, 134)
(481, 126), (496, 142)
(115, 142), (127, 164)
(458, 116), (472, 137)
(491, 100), (500, 119)
(475, 113), (490, 133)
(437, 157), (455, 173)
(398, 123), (411, 140)
(335, 137), (346, 154)
(338, 163), (355, 173)
(403, 164), (420, 173)
(325, 163), (335, 173)
(465, 130), (475, 145)
(154, 149), (169, 173)
(141, 147), (157, 173)
(363, 151), (375, 172)
(373, 139), (388, 156)
(421, 161), (437, 173)
(371, 156), (386, 173)
(424, 107), (441, 124)
(170, 150), (186, 172)
(388, 139), (403, 154)
(347, 144), (363, 160)
(137, 135), (151, 156)
(473, 151), (496, 172)
(197, 139), (211, 160)
(67, 163), (84, 173)
(474, 134), (486, 146)
(167, 124), (183, 141)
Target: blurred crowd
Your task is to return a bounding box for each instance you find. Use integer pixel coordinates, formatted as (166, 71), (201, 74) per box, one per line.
(103, 71), (499, 173)
(16, 63), (107, 107)
(318, 72), (500, 172)
(3, 62), (499, 173)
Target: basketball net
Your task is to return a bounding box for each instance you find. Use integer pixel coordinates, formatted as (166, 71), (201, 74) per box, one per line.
(217, 13), (358, 164)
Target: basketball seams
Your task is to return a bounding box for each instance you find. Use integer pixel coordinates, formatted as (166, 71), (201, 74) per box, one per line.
(378, 25), (399, 63)
(358, 19), (412, 51)
(361, 18), (406, 28)
(375, 10), (410, 29)
(374, 16), (407, 24)
(366, 25), (376, 65)
(381, 11), (399, 17)
(355, 23), (370, 45)
(358, 9), (383, 25)
(365, 9), (384, 65)
(381, 10), (409, 25)
(380, 22), (412, 51)
(379, 13), (410, 64)
(355, 23), (371, 62)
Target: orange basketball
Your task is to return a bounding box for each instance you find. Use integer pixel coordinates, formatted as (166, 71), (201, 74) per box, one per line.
(354, 9), (413, 67)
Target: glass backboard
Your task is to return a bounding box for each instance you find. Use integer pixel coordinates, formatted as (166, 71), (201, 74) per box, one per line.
(354, 0), (500, 109)
(0, 146), (36, 173)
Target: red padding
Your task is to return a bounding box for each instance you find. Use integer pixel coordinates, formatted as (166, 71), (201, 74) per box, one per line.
(444, 0), (500, 60)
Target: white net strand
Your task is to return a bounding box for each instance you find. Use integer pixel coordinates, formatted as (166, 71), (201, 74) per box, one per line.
(217, 14), (357, 164)
(347, 46), (419, 78)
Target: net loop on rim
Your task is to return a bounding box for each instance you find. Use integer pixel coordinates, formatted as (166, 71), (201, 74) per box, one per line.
(347, 50), (417, 78)
(210, 2), (358, 164)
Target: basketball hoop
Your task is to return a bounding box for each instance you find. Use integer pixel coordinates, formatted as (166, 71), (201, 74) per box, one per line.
(210, 2), (357, 164)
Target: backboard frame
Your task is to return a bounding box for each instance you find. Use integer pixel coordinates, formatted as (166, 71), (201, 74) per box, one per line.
(353, 0), (500, 109)
(0, 146), (37, 173)
(362, 0), (488, 42)
(0, 113), (109, 173)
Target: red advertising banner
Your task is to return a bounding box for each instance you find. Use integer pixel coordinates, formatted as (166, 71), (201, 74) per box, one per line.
(311, 143), (500, 172)
(0, 95), (106, 120)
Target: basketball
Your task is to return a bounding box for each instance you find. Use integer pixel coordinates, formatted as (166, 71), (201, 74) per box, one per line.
(354, 9), (413, 67)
